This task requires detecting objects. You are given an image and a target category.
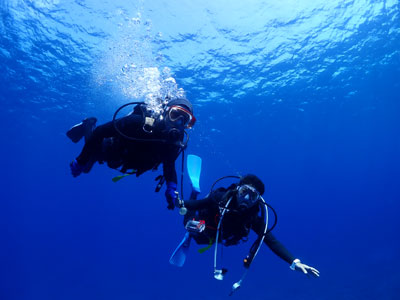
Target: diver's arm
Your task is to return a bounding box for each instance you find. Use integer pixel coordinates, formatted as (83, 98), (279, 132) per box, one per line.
(163, 158), (177, 184)
(251, 218), (295, 264)
(263, 232), (296, 264)
(163, 142), (183, 184)
(184, 188), (224, 210)
(163, 153), (178, 210)
(183, 197), (215, 210)
(252, 218), (320, 277)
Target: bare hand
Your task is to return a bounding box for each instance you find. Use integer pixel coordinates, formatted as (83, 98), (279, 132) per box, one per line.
(294, 262), (320, 278)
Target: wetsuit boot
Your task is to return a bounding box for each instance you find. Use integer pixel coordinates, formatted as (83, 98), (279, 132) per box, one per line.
(70, 157), (96, 177)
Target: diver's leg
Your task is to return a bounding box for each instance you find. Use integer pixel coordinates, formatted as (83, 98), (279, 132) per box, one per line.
(70, 121), (117, 177)
(70, 115), (142, 177)
(84, 118), (97, 142)
(76, 120), (117, 166)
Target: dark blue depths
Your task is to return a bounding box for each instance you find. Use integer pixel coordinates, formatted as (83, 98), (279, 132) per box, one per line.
(1, 1), (400, 300)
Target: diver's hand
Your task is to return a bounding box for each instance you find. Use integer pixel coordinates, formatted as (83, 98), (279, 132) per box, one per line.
(165, 181), (177, 210)
(290, 259), (320, 278)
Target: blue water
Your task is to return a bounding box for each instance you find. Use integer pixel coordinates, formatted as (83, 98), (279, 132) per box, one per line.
(1, 1), (399, 299)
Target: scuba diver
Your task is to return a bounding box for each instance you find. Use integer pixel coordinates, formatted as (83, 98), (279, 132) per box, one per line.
(66, 98), (196, 209)
(170, 155), (319, 295)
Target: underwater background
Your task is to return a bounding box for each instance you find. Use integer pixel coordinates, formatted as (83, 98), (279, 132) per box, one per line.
(1, 0), (399, 299)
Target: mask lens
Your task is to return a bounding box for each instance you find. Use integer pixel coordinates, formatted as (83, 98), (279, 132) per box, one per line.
(237, 185), (259, 207)
(169, 107), (191, 125)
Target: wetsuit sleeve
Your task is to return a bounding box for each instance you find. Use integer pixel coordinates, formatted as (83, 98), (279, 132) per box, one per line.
(183, 197), (215, 210)
(252, 217), (296, 264)
(161, 127), (185, 184)
(183, 188), (225, 211)
(163, 153), (177, 183)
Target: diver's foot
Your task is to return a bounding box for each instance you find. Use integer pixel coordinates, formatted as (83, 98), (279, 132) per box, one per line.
(66, 117), (97, 143)
(70, 159), (84, 177)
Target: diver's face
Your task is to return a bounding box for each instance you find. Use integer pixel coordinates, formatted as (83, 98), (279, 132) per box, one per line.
(236, 184), (260, 211)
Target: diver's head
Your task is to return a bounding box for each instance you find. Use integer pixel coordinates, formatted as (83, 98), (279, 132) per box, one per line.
(165, 98), (196, 129)
(236, 174), (265, 211)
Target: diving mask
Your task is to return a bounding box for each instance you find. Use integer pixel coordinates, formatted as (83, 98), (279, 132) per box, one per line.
(236, 184), (260, 210)
(167, 105), (196, 128)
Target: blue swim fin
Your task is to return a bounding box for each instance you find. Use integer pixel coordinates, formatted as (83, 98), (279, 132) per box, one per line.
(187, 154), (202, 193)
(169, 232), (192, 267)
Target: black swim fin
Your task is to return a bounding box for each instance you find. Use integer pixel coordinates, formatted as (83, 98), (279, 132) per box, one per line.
(66, 117), (97, 143)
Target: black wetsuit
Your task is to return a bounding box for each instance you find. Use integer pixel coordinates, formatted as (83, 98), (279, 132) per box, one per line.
(183, 188), (295, 264)
(76, 108), (183, 183)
